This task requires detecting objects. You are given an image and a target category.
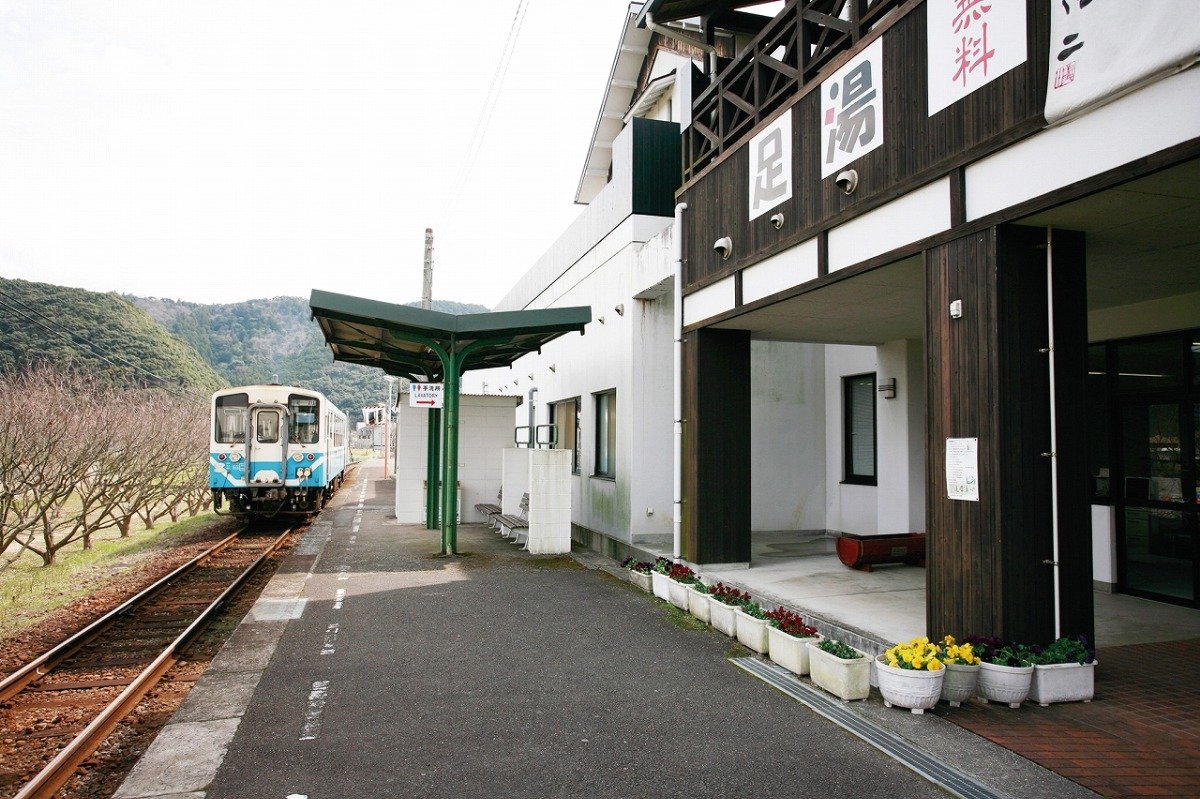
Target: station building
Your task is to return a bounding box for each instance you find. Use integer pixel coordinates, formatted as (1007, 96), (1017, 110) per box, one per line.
(470, 0), (1200, 645)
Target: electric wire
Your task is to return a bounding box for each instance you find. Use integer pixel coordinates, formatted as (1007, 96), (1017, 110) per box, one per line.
(0, 290), (200, 400)
(438, 0), (532, 221)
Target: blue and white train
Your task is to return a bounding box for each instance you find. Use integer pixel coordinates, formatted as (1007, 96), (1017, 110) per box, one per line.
(209, 384), (348, 516)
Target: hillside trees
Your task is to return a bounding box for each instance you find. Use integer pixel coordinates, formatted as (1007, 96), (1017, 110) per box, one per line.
(0, 367), (211, 567)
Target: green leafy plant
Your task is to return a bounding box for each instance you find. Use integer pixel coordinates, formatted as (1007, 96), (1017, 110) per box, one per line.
(620, 557), (653, 574)
(653, 556), (672, 575)
(740, 600), (767, 619)
(817, 638), (863, 661)
(667, 562), (699, 585)
(1030, 635), (1095, 665)
(988, 643), (1034, 667)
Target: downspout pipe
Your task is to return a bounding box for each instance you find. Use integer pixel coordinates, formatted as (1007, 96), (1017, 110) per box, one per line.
(1045, 226), (1063, 639)
(673, 201), (687, 561)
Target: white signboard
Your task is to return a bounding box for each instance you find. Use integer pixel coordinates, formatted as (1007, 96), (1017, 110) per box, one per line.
(748, 111), (792, 221)
(409, 383), (444, 409)
(821, 38), (884, 178)
(927, 0), (1027, 116)
(1046, 0), (1200, 125)
(946, 437), (980, 502)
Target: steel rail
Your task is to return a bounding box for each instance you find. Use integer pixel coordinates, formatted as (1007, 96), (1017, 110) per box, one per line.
(12, 526), (293, 799)
(0, 528), (245, 702)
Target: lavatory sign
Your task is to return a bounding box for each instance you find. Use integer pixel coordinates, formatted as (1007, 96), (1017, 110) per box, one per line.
(409, 383), (444, 409)
(946, 437), (980, 502)
(821, 38), (883, 178)
(748, 111), (792, 221)
(927, 0), (1027, 116)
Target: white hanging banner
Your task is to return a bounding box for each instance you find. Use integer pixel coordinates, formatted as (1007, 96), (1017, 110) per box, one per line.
(1045, 0), (1200, 125)
(821, 38), (884, 178)
(927, 0), (1027, 116)
(946, 437), (980, 502)
(748, 111), (793, 221)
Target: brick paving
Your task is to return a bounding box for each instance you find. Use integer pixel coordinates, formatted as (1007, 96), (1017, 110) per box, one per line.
(933, 638), (1200, 798)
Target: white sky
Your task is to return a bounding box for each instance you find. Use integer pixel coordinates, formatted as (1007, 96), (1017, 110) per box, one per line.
(0, 0), (636, 308)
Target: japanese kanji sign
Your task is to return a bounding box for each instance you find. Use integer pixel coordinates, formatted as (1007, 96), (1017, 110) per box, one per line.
(748, 111), (793, 221)
(1045, 0), (1200, 125)
(409, 383), (444, 409)
(927, 0), (1027, 116)
(821, 39), (883, 179)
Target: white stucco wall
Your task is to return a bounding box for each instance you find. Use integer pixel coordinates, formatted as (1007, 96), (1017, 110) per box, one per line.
(824, 345), (879, 535)
(874, 339), (927, 534)
(750, 340), (826, 531)
(1091, 504), (1117, 587)
(393, 394), (519, 524)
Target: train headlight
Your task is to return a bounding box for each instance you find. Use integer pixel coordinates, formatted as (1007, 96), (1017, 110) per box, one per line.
(292, 453), (304, 462)
(230, 453), (242, 462)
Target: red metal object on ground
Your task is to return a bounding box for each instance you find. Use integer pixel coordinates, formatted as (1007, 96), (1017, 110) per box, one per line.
(836, 532), (926, 572)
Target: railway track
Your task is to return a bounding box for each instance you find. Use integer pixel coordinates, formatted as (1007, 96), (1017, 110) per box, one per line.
(0, 525), (297, 799)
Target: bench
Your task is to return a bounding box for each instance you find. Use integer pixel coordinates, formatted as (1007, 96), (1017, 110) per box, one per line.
(496, 493), (529, 545)
(474, 487), (502, 527)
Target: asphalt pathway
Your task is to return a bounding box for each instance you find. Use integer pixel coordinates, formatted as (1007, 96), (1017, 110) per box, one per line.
(205, 466), (951, 799)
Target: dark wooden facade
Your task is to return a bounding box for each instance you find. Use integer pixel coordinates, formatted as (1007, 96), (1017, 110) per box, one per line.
(925, 225), (1092, 643)
(678, 0), (1050, 294)
(682, 328), (751, 564)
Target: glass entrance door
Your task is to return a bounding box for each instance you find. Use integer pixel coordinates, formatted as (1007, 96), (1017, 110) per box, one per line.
(1119, 402), (1196, 602)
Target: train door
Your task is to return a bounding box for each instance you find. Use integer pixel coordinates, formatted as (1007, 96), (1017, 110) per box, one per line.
(250, 407), (285, 483)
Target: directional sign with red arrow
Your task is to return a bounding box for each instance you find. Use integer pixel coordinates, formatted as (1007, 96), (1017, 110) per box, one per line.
(409, 383), (444, 409)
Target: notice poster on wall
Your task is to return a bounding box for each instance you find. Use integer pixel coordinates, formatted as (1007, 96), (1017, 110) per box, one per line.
(946, 437), (979, 502)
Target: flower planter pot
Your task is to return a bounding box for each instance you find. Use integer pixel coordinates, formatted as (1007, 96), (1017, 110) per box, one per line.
(978, 661), (1034, 708)
(940, 662), (980, 707)
(1029, 661), (1096, 706)
(687, 586), (710, 623)
(766, 628), (819, 675)
(875, 657), (944, 714)
(650, 571), (671, 601)
(806, 642), (870, 701)
(628, 570), (652, 593)
(735, 609), (770, 654)
(667, 578), (691, 610)
(708, 598), (739, 637)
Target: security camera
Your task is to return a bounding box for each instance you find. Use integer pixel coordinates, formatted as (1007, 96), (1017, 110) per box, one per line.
(713, 236), (733, 260)
(834, 168), (858, 195)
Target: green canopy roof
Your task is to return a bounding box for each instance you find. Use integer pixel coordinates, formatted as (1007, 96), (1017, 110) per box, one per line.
(309, 289), (591, 380)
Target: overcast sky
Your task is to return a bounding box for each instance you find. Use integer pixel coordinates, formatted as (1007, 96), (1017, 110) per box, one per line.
(0, 0), (636, 309)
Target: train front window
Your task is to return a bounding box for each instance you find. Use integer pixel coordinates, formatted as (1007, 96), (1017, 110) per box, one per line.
(214, 393), (248, 443)
(288, 395), (320, 444)
(256, 411), (280, 443)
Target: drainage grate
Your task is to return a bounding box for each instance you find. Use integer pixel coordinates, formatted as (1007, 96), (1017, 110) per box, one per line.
(733, 658), (1004, 799)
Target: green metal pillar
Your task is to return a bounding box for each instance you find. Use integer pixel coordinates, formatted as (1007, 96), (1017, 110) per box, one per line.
(425, 407), (440, 529)
(441, 366), (461, 554)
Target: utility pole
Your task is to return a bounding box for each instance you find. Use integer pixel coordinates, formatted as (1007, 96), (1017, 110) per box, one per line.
(422, 228), (434, 310)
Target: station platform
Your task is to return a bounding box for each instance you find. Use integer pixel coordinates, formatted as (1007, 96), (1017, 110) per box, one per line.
(112, 460), (1186, 798)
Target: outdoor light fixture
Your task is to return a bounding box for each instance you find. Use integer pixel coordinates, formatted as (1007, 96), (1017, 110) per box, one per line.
(597, 316), (606, 324)
(949, 299), (963, 319)
(614, 303), (625, 316)
(878, 378), (897, 400)
(713, 236), (733, 259)
(527, 373), (535, 381)
(769, 212), (785, 229)
(548, 364), (556, 372)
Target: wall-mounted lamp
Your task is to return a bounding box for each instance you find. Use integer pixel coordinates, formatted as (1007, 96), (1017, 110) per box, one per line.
(834, 168), (859, 195)
(614, 303), (625, 316)
(527, 373), (535, 381)
(769, 212), (785, 229)
(597, 316), (606, 324)
(713, 236), (732, 259)
(878, 378), (897, 400)
(949, 299), (963, 319)
(513, 378), (520, 385)
(548, 364), (556, 373)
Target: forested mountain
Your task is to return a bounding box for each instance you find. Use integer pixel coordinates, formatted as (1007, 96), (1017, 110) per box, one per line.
(0, 278), (489, 422)
(129, 295), (489, 421)
(0, 277), (225, 393)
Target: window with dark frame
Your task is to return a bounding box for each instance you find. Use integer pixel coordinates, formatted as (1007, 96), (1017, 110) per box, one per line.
(594, 390), (616, 478)
(550, 397), (581, 474)
(843, 374), (876, 485)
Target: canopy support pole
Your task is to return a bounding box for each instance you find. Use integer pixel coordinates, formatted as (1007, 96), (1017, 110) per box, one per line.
(425, 407), (441, 530)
